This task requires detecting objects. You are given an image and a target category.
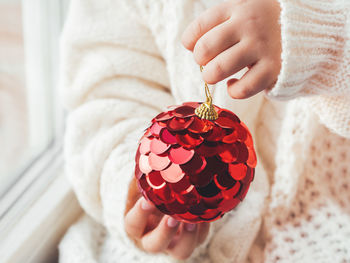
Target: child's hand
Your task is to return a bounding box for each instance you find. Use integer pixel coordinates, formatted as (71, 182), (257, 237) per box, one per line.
(124, 178), (210, 260)
(182, 0), (281, 99)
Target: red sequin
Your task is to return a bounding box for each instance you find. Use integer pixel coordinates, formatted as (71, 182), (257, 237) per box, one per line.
(214, 170), (236, 189)
(148, 152), (170, 171)
(169, 175), (192, 193)
(139, 174), (151, 191)
(155, 203), (174, 215)
(199, 209), (222, 221)
(139, 154), (152, 174)
(150, 139), (170, 154)
(188, 118), (213, 134)
(229, 163), (247, 180)
(222, 181), (241, 199)
(153, 184), (175, 203)
(150, 122), (164, 136)
(189, 201), (207, 215)
(144, 189), (164, 206)
(169, 146), (194, 165)
(168, 117), (194, 131)
(236, 167), (254, 201)
(205, 126), (226, 141)
(146, 171), (166, 189)
(188, 164), (215, 187)
(215, 117), (236, 129)
(247, 146), (257, 168)
(180, 154), (207, 174)
(160, 163), (185, 183)
(173, 212), (199, 223)
(160, 128), (177, 144)
(173, 105), (196, 118)
(233, 123), (248, 142)
(166, 199), (188, 214)
(235, 141), (249, 163)
(176, 186), (200, 206)
(218, 108), (240, 123)
(222, 130), (238, 144)
(176, 132), (204, 149)
(139, 137), (152, 155)
(196, 141), (220, 157)
(202, 193), (223, 209)
(218, 143), (238, 163)
(154, 111), (174, 122)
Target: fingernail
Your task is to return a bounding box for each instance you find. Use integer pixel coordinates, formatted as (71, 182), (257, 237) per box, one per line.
(167, 217), (180, 228)
(141, 199), (153, 210)
(185, 223), (196, 232)
(227, 78), (238, 87)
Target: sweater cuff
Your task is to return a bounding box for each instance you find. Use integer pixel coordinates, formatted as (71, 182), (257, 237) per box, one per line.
(265, 0), (348, 100)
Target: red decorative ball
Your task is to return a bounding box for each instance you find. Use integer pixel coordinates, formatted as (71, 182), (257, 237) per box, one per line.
(134, 102), (257, 223)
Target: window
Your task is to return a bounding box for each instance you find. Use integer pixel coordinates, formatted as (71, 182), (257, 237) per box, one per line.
(0, 0), (28, 193)
(0, 0), (71, 248)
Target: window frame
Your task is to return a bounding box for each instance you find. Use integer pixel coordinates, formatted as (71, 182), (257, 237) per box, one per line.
(0, 1), (77, 261)
(0, 0), (64, 221)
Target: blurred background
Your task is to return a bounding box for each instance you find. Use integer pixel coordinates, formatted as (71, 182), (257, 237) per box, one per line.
(0, 0), (28, 192)
(0, 0), (67, 193)
(0, 1), (82, 262)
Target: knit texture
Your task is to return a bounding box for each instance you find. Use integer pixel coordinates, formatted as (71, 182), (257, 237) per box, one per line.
(59, 0), (350, 262)
(266, 0), (350, 138)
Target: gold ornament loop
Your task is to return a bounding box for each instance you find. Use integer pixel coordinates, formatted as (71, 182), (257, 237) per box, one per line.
(195, 66), (218, 120)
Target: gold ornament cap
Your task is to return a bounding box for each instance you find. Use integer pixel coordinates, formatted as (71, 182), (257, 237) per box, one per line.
(195, 66), (218, 120)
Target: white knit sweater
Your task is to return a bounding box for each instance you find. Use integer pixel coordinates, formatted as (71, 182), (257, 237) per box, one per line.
(58, 0), (350, 262)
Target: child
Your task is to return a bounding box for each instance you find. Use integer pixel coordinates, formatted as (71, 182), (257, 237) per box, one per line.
(59, 0), (350, 262)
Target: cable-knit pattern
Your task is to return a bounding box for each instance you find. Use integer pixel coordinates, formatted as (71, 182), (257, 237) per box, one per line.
(59, 0), (350, 262)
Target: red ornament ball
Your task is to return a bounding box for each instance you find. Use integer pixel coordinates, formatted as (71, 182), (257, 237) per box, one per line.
(134, 102), (257, 223)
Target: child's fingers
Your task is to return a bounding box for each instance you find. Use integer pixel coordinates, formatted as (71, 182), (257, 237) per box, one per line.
(202, 40), (257, 84)
(140, 216), (180, 253)
(197, 222), (210, 245)
(193, 19), (239, 66)
(181, 2), (231, 51)
(227, 59), (277, 99)
(166, 223), (198, 260)
(124, 197), (160, 239)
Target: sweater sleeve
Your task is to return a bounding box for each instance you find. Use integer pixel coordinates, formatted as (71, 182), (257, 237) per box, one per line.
(265, 0), (350, 138)
(60, 0), (175, 251)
